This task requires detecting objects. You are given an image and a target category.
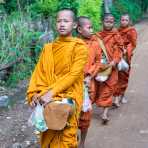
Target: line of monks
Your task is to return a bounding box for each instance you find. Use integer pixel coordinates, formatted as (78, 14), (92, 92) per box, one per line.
(27, 8), (137, 148)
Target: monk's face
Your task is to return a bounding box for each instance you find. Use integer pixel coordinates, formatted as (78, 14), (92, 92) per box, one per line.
(103, 16), (114, 31)
(56, 10), (75, 36)
(78, 20), (93, 39)
(120, 15), (130, 28)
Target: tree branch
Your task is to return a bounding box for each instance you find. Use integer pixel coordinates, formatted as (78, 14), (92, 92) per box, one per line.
(0, 57), (23, 71)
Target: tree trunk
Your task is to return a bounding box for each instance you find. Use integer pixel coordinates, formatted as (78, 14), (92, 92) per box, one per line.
(17, 0), (21, 12)
(104, 0), (113, 13)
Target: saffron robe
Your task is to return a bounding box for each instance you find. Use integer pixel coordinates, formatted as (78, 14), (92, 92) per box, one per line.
(95, 29), (123, 107)
(114, 27), (137, 96)
(79, 36), (101, 131)
(27, 36), (88, 148)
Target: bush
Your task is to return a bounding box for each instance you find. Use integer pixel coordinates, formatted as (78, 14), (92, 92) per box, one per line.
(0, 12), (43, 86)
(57, 0), (79, 15)
(78, 0), (103, 31)
(2, 0), (36, 14)
(29, 0), (58, 18)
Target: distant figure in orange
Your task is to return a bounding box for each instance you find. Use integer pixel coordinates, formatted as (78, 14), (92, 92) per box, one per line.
(77, 16), (102, 148)
(95, 13), (123, 123)
(114, 14), (137, 104)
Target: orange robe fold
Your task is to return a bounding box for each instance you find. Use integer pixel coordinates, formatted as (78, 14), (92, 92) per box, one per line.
(78, 36), (101, 131)
(114, 27), (137, 96)
(94, 29), (123, 107)
(27, 36), (88, 148)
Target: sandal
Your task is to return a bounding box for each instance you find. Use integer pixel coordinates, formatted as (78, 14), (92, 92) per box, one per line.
(112, 102), (120, 108)
(112, 96), (120, 108)
(101, 116), (110, 125)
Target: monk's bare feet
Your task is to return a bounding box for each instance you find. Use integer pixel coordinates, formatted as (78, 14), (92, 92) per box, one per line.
(101, 115), (110, 125)
(113, 96), (120, 108)
(101, 107), (110, 125)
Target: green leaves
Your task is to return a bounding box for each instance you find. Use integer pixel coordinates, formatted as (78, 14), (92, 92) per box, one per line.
(29, 0), (58, 18)
(58, 0), (79, 15)
(110, 0), (142, 24)
(0, 12), (42, 86)
(78, 0), (103, 31)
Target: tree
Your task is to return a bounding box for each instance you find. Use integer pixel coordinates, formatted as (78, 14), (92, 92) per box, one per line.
(57, 0), (78, 15)
(2, 0), (36, 13)
(78, 0), (103, 31)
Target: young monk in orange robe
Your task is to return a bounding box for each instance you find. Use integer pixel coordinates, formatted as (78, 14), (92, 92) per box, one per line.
(114, 14), (137, 104)
(95, 14), (123, 123)
(26, 9), (88, 148)
(77, 16), (102, 148)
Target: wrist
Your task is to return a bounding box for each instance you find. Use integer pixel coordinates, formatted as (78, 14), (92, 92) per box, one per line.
(48, 90), (53, 98)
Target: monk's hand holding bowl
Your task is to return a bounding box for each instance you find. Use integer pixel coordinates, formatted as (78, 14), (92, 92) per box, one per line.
(109, 61), (116, 67)
(40, 91), (53, 106)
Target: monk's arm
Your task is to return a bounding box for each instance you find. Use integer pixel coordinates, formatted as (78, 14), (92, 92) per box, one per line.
(51, 44), (88, 97)
(26, 48), (47, 103)
(91, 45), (102, 77)
(84, 42), (101, 77)
(126, 29), (137, 60)
(113, 33), (124, 64)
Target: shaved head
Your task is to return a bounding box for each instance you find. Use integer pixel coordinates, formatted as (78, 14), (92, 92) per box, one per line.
(103, 13), (114, 21)
(77, 16), (93, 39)
(121, 13), (130, 20)
(120, 13), (131, 27)
(57, 9), (76, 22)
(103, 13), (114, 31)
(56, 8), (77, 36)
(77, 16), (90, 27)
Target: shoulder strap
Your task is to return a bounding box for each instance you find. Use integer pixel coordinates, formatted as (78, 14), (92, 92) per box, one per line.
(96, 37), (109, 61)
